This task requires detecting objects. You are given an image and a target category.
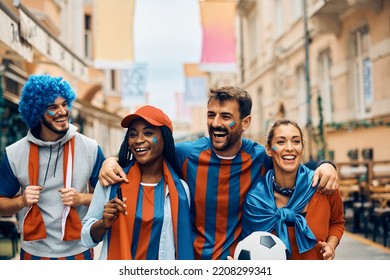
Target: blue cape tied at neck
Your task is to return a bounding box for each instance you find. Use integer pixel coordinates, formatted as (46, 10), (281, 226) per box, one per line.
(242, 165), (317, 256)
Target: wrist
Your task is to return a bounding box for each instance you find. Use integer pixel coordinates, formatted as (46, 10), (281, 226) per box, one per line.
(327, 242), (335, 251)
(318, 160), (337, 171)
(327, 243), (336, 258)
(19, 195), (28, 209)
(98, 219), (109, 230)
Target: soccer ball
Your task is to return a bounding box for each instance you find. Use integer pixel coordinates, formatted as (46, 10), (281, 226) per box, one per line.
(234, 231), (288, 260)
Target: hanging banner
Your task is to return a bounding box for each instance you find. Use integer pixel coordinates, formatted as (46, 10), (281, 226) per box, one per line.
(175, 91), (191, 121)
(199, 0), (236, 72)
(121, 63), (148, 106)
(184, 64), (208, 106)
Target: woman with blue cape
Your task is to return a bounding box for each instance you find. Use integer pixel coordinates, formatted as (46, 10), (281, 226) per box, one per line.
(242, 119), (344, 260)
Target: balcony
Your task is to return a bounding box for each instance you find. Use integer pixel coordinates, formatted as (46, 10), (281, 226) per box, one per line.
(310, 0), (383, 36)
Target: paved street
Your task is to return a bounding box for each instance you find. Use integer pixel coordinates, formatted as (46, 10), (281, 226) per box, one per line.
(3, 230), (390, 260)
(335, 231), (390, 260)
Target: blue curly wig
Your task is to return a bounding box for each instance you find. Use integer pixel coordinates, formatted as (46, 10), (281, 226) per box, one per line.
(19, 74), (76, 129)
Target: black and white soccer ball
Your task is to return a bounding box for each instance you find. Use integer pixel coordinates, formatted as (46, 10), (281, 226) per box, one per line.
(234, 231), (288, 260)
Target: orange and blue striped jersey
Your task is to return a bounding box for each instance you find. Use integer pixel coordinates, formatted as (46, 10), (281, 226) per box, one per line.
(176, 137), (272, 260)
(131, 180), (165, 259)
(107, 161), (194, 260)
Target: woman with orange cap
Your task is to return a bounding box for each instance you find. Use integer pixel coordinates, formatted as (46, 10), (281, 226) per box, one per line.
(81, 105), (194, 260)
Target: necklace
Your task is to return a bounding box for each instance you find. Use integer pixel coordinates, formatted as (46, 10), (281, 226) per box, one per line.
(272, 176), (295, 197)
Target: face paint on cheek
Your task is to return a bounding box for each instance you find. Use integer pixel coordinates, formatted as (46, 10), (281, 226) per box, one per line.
(47, 110), (56, 118)
(153, 137), (158, 145)
(272, 146), (277, 152)
(229, 121), (236, 128)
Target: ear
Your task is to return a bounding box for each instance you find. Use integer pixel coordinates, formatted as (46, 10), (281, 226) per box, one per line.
(265, 144), (273, 157)
(241, 115), (251, 131)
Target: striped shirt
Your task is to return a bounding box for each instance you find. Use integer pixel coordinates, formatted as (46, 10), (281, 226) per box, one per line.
(176, 137), (272, 260)
(132, 180), (165, 259)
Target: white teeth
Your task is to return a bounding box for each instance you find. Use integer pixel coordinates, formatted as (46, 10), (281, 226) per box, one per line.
(283, 156), (295, 160)
(135, 148), (148, 152)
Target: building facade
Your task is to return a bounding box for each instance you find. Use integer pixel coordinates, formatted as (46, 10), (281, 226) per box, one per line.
(0, 0), (136, 159)
(236, 0), (390, 163)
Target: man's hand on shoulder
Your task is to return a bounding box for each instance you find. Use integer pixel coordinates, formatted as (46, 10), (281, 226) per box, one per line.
(312, 162), (339, 194)
(98, 157), (128, 187)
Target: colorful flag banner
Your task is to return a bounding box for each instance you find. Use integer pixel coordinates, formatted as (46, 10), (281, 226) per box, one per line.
(183, 64), (208, 106)
(199, 0), (236, 72)
(121, 63), (148, 106)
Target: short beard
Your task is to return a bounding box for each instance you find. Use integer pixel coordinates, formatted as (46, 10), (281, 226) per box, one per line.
(209, 128), (242, 152)
(41, 114), (69, 136)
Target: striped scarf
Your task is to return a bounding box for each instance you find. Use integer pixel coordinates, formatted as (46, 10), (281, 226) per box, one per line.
(107, 160), (194, 260)
(23, 138), (82, 241)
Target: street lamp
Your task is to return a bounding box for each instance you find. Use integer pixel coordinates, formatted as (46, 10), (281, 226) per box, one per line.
(303, 0), (313, 160)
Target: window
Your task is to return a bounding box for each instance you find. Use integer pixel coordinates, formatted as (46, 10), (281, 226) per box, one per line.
(318, 50), (333, 123)
(248, 10), (257, 62)
(291, 0), (303, 22)
(296, 65), (307, 126)
(351, 25), (373, 118)
(275, 0), (284, 36)
(84, 14), (92, 59)
(110, 70), (116, 91)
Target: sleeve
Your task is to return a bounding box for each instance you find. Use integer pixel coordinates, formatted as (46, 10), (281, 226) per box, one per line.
(81, 181), (111, 255)
(175, 141), (190, 169)
(180, 179), (191, 208)
(327, 190), (345, 241)
(0, 153), (21, 197)
(89, 145), (106, 189)
(317, 160), (337, 170)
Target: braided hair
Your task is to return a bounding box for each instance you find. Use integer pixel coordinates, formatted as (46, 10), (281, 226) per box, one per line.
(117, 125), (182, 179)
(118, 128), (132, 167)
(160, 126), (182, 178)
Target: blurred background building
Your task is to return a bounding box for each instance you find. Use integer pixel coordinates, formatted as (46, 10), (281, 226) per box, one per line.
(1, 0), (389, 167)
(0, 0), (136, 159)
(234, 0), (390, 165)
(1, 0), (390, 259)
(189, 0), (390, 167)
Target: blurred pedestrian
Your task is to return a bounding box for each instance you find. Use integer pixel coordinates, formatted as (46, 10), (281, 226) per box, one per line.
(242, 119), (345, 259)
(0, 74), (105, 259)
(81, 105), (193, 260)
(98, 86), (339, 260)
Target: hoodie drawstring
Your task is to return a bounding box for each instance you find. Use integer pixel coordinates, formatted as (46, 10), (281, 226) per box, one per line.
(53, 142), (61, 177)
(43, 145), (52, 185)
(42, 142), (62, 185)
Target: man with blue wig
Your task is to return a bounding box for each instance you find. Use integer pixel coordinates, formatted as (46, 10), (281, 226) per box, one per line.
(0, 74), (105, 259)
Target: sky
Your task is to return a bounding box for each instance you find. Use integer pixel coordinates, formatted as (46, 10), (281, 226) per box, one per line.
(133, 0), (202, 120)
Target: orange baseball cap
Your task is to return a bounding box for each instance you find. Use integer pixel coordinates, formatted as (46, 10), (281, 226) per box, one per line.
(121, 105), (173, 132)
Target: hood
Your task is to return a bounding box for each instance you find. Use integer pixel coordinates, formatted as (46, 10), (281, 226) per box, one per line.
(25, 123), (78, 186)
(26, 123), (78, 147)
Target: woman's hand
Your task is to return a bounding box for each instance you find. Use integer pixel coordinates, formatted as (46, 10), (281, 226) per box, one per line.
(319, 241), (336, 260)
(101, 197), (128, 228)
